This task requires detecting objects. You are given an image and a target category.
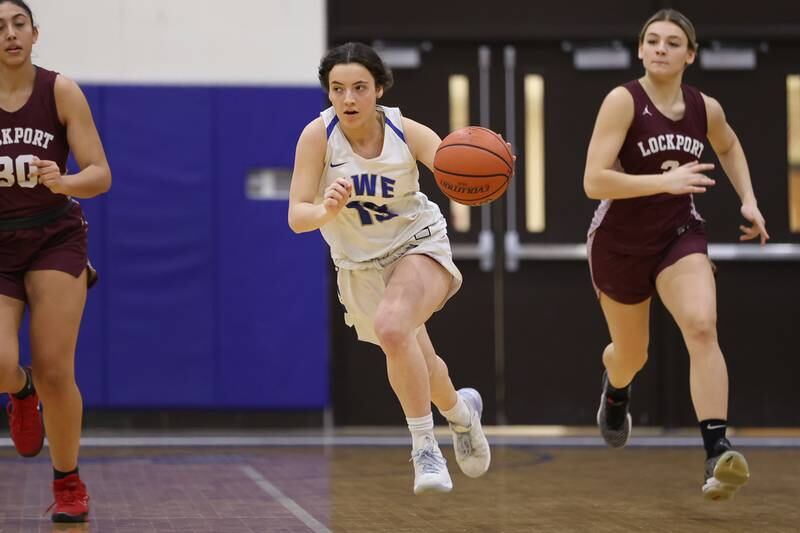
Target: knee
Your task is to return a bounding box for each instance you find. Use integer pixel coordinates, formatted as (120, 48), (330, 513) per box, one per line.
(31, 363), (74, 393)
(374, 312), (413, 355)
(681, 314), (718, 347)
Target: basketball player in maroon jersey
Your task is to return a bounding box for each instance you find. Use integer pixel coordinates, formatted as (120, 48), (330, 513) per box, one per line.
(584, 9), (767, 500)
(0, 0), (111, 522)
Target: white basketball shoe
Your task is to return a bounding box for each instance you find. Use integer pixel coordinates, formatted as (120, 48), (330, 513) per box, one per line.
(411, 436), (453, 495)
(448, 388), (491, 478)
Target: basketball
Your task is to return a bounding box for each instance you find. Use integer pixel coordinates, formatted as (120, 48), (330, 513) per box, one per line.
(433, 126), (514, 206)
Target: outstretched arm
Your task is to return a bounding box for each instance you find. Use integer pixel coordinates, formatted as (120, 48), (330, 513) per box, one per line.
(704, 94), (769, 244)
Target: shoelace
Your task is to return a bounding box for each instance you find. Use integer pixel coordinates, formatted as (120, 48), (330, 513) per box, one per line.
(411, 448), (445, 474)
(43, 481), (85, 516)
(454, 432), (473, 457)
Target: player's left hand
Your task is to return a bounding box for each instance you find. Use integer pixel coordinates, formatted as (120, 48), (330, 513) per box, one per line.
(739, 202), (769, 245)
(32, 157), (69, 194)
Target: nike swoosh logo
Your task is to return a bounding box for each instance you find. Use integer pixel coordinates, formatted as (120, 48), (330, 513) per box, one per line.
(706, 424), (726, 430)
(330, 161), (346, 168)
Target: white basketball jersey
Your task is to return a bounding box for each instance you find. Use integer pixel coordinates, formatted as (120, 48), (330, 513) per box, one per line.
(318, 105), (444, 267)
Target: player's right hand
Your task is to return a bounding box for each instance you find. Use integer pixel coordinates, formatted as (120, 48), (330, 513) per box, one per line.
(662, 161), (716, 195)
(322, 177), (353, 214)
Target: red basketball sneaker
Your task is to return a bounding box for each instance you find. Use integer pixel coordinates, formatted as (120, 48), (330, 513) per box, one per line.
(6, 368), (44, 457)
(50, 473), (90, 523)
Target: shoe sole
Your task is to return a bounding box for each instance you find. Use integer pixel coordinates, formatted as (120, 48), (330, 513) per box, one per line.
(414, 483), (453, 495)
(702, 451), (750, 501)
(52, 512), (88, 523)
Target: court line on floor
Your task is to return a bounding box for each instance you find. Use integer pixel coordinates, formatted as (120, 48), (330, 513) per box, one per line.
(2, 435), (799, 447)
(240, 465), (331, 533)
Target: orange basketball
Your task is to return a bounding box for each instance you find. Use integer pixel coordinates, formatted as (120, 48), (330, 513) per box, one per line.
(433, 126), (514, 206)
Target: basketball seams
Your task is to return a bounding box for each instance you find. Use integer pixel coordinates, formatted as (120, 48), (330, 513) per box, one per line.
(433, 126), (513, 206)
(435, 143), (513, 173)
(471, 126), (515, 166)
(432, 166), (508, 178)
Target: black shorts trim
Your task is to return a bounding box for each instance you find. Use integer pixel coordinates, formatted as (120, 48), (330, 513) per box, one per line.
(0, 199), (75, 231)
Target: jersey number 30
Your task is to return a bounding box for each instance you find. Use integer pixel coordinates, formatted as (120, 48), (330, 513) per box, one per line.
(0, 155), (37, 188)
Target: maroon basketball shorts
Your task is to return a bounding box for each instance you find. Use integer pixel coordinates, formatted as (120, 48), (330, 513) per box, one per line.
(588, 220), (708, 305)
(0, 201), (91, 302)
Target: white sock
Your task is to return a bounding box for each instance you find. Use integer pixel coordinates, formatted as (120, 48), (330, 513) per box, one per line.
(407, 413), (436, 451)
(439, 394), (471, 428)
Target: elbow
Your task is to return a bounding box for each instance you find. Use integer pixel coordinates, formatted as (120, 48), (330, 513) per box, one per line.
(101, 170), (112, 194)
(80, 169), (112, 199)
(287, 215), (300, 234)
(92, 167), (112, 196)
(583, 175), (602, 200)
(287, 210), (306, 234)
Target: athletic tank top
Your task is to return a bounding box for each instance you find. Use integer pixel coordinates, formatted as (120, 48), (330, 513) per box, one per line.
(589, 80), (707, 254)
(0, 67), (70, 218)
(318, 105), (444, 267)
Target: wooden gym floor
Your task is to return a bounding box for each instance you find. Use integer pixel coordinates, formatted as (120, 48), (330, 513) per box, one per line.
(0, 428), (797, 532)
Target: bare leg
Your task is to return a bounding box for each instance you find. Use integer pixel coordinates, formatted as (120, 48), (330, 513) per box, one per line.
(656, 254), (727, 420)
(657, 254), (748, 500)
(375, 255), (454, 494)
(374, 255), (451, 418)
(599, 294), (651, 387)
(0, 295), (26, 394)
(26, 269), (87, 472)
(415, 325), (458, 412)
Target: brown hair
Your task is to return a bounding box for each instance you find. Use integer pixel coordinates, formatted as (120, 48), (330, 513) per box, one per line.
(318, 42), (394, 93)
(639, 9), (697, 51)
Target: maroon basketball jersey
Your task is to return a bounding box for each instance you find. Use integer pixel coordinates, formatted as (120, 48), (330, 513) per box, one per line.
(0, 67), (70, 218)
(589, 80), (707, 254)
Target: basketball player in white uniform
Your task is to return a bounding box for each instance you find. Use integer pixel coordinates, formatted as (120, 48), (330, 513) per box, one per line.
(289, 42), (491, 494)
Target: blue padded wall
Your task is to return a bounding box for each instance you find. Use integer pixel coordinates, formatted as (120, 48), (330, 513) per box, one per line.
(213, 88), (329, 408)
(63, 84), (329, 409)
(102, 87), (217, 406)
